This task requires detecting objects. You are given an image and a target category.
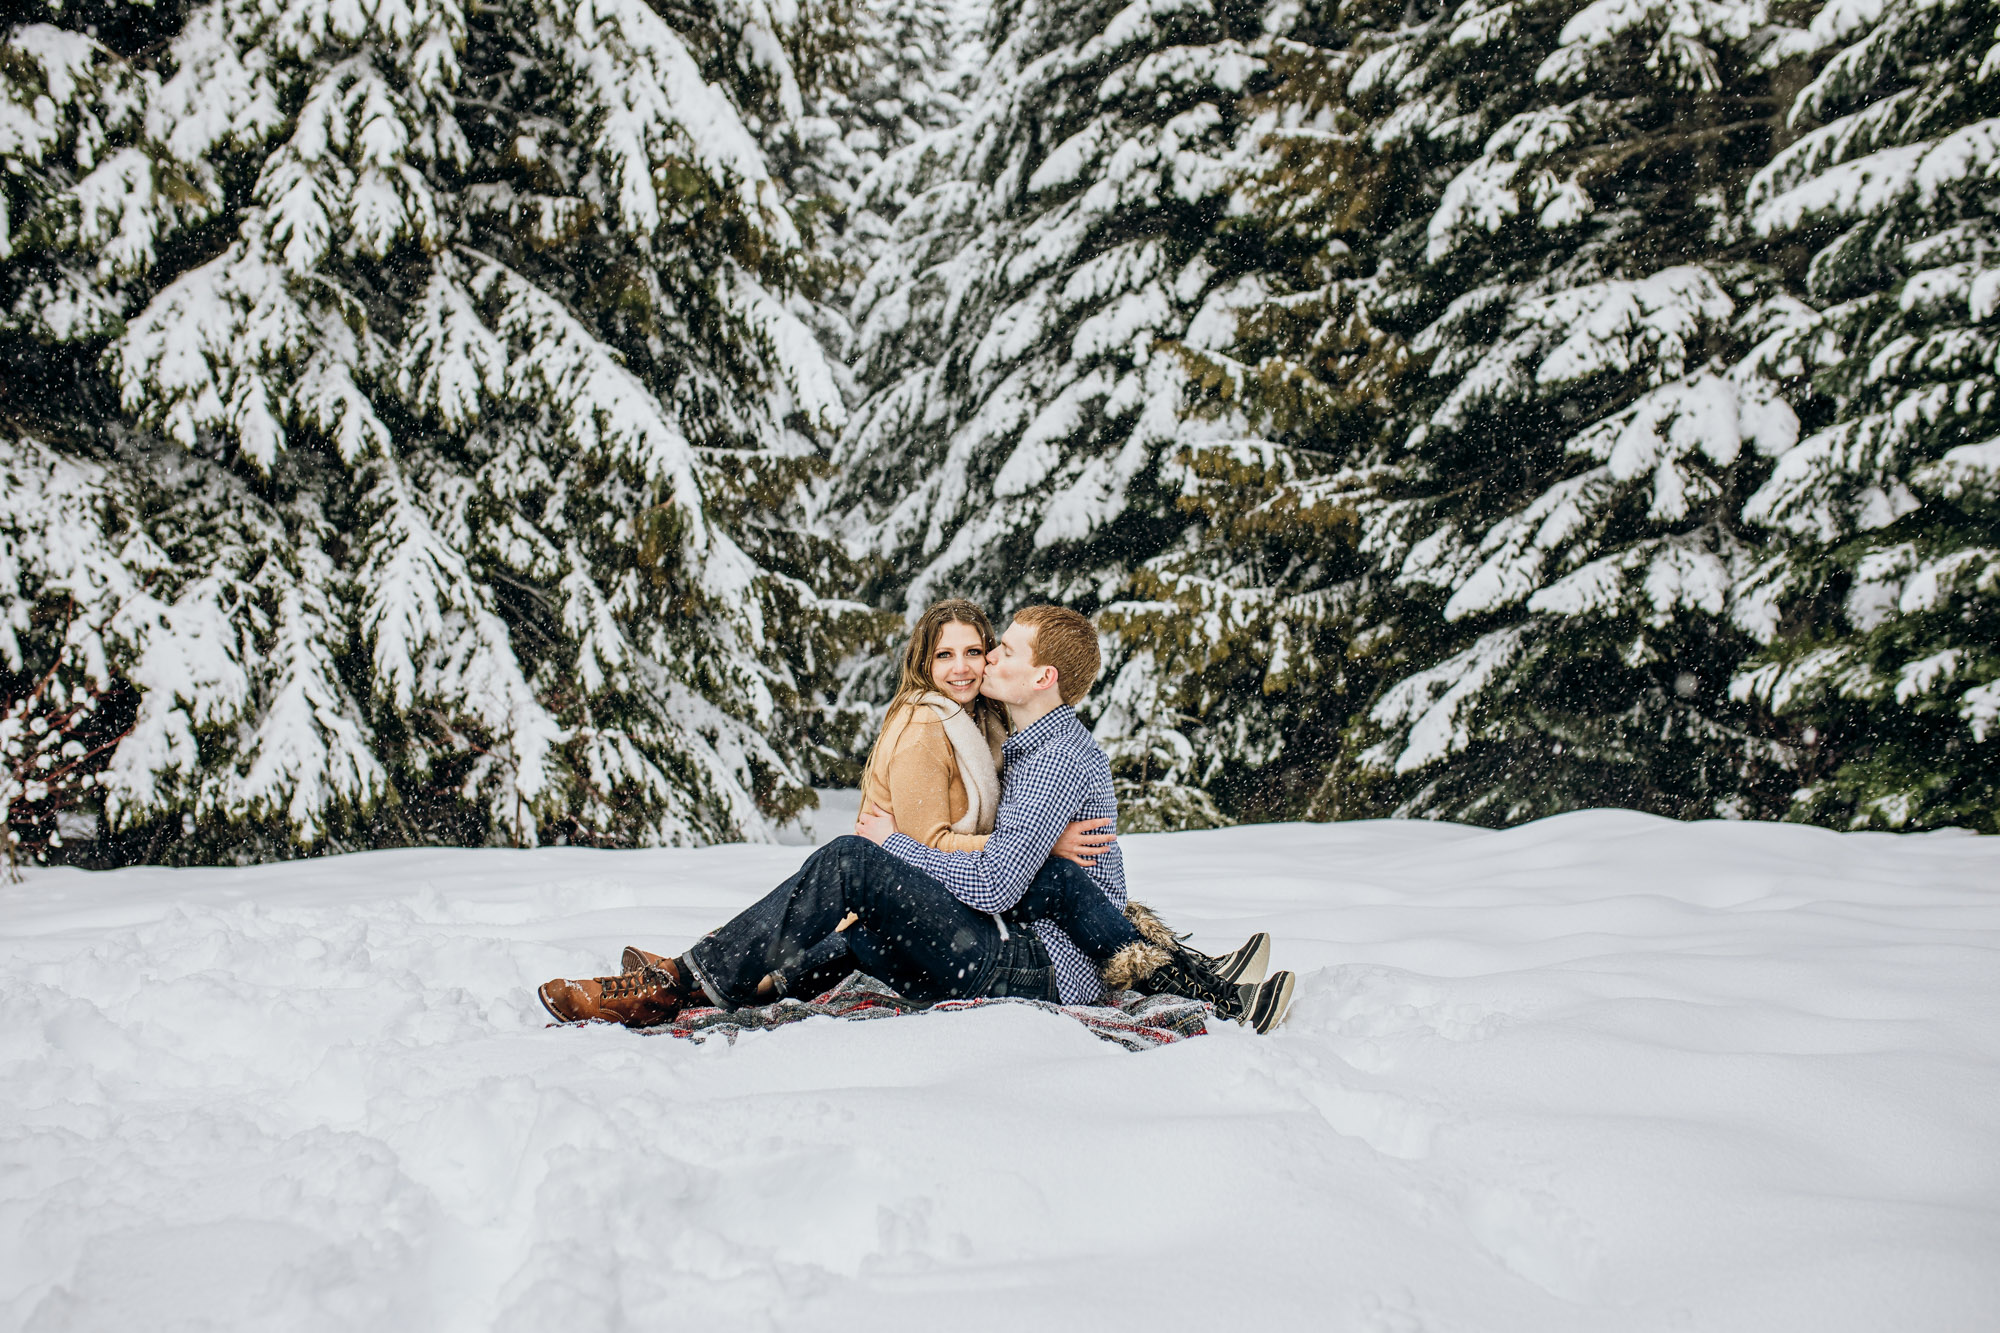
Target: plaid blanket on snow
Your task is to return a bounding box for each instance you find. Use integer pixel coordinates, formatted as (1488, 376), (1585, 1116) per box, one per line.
(643, 972), (1210, 1052)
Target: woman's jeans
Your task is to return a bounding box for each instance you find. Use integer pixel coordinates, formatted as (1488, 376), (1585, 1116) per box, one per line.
(681, 836), (1142, 1007)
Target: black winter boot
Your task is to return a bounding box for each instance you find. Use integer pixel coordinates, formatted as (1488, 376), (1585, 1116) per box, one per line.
(1204, 933), (1271, 986)
(1102, 940), (1248, 1020)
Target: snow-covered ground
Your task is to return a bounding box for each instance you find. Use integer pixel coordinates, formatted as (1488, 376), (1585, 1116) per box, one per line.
(4, 811), (1997, 1331)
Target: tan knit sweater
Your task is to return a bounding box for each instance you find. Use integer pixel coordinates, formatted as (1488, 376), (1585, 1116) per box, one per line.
(861, 698), (1008, 852)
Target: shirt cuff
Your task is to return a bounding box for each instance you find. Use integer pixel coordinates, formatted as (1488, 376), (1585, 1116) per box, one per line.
(883, 831), (931, 866)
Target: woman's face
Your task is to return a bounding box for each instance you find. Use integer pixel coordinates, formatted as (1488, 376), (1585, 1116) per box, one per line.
(930, 621), (989, 705)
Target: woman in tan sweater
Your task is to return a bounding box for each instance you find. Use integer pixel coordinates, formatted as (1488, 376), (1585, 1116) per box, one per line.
(548, 598), (1278, 1024)
(611, 599), (1111, 995)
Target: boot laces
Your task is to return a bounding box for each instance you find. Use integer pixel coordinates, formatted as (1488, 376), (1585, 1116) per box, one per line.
(599, 967), (670, 999)
(1168, 950), (1239, 1013)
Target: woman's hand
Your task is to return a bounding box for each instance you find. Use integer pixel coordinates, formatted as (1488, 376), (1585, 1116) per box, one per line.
(1052, 818), (1115, 866)
(854, 803), (897, 846)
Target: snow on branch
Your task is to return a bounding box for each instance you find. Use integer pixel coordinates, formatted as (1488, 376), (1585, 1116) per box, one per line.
(468, 257), (710, 539)
(1425, 268), (1735, 431)
(1365, 626), (1527, 774)
(554, 0), (794, 242)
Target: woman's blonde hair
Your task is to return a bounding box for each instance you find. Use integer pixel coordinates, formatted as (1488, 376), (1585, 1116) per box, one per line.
(864, 600), (999, 781)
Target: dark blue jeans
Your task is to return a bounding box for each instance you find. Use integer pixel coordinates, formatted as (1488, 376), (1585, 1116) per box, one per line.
(681, 837), (1142, 1007)
(683, 836), (1005, 1007)
(1003, 854), (1143, 960)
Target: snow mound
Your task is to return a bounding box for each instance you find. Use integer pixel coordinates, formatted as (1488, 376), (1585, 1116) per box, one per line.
(4, 812), (1998, 1328)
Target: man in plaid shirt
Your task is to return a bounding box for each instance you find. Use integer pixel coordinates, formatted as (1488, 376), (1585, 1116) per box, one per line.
(860, 608), (1127, 1005)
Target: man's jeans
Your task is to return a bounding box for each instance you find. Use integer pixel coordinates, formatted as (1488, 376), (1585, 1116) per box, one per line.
(1004, 854), (1142, 960)
(682, 836), (1143, 1008)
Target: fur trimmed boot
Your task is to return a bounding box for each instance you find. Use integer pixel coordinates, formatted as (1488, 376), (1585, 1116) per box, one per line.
(1123, 901), (1271, 986)
(1122, 901), (1180, 949)
(1102, 941), (1174, 991)
(1203, 933), (1271, 986)
(539, 961), (693, 1027)
(1102, 939), (1248, 1020)
(1242, 971), (1297, 1035)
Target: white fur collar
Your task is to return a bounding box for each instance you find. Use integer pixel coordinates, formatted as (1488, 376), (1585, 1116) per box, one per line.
(916, 692), (1000, 834)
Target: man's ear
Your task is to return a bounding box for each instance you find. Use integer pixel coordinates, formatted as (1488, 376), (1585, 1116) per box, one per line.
(1033, 664), (1060, 693)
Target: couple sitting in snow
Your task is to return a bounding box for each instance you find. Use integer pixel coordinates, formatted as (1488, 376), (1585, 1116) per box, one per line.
(537, 601), (1296, 1034)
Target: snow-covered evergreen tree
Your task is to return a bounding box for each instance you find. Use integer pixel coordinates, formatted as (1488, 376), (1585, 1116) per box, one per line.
(1730, 0), (2000, 830)
(833, 0), (1277, 628)
(1094, 25), (1410, 824)
(1225, 0), (1816, 824)
(1096, 0), (1811, 825)
(2, 4), (184, 860)
(2, 0), (883, 858)
(1097, 441), (1368, 825)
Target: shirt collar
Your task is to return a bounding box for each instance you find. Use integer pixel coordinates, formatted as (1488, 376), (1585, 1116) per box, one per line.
(1001, 704), (1076, 759)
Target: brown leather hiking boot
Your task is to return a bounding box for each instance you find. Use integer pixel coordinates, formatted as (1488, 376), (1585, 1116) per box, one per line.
(538, 963), (687, 1027)
(620, 946), (667, 973)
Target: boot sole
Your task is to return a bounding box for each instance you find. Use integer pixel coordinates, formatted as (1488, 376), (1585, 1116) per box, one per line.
(1214, 932), (1271, 986)
(1243, 970), (1296, 1035)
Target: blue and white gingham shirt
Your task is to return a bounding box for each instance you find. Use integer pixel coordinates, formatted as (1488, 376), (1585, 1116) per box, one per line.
(884, 705), (1126, 1005)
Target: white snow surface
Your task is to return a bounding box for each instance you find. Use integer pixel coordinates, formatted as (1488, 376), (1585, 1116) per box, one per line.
(4, 812), (1998, 1330)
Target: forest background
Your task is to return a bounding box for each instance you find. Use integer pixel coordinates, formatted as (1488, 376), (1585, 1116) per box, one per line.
(2, 0), (1994, 869)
